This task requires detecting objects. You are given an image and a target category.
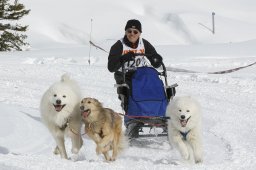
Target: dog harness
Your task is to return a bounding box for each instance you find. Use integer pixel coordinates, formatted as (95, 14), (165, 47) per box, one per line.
(180, 130), (191, 140)
(59, 118), (70, 131)
(59, 117), (86, 136)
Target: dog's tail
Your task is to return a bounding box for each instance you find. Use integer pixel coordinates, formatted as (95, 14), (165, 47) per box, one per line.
(61, 73), (71, 82)
(117, 130), (129, 154)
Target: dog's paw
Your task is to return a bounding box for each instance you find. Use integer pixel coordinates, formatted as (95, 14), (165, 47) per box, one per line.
(71, 148), (79, 154)
(181, 149), (189, 160)
(195, 158), (203, 164)
(96, 146), (102, 155)
(53, 147), (60, 155)
(194, 154), (203, 164)
(60, 154), (68, 159)
(194, 149), (203, 163)
(70, 153), (79, 162)
(110, 157), (116, 161)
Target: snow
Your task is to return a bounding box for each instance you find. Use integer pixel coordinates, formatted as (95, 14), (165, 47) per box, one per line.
(1, 0), (256, 169)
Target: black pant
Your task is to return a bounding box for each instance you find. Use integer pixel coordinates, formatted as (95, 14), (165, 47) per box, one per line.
(114, 71), (134, 112)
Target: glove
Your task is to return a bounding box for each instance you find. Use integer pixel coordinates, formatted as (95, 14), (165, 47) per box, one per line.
(120, 52), (135, 63)
(150, 53), (163, 68)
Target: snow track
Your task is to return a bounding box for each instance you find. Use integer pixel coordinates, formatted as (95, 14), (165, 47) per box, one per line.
(1, 54), (256, 169)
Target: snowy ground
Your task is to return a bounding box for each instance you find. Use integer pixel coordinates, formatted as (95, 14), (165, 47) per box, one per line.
(1, 0), (256, 170)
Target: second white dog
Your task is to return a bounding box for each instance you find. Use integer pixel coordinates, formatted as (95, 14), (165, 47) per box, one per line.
(166, 96), (203, 163)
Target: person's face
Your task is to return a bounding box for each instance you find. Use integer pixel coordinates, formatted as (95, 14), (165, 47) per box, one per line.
(125, 28), (141, 43)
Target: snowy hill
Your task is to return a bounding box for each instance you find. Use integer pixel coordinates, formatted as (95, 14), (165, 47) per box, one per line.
(23, 0), (256, 46)
(0, 0), (256, 169)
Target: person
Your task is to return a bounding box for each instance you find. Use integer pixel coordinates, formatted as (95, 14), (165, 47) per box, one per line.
(107, 19), (163, 115)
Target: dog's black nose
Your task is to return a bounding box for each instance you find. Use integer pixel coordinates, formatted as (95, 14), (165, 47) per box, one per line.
(56, 99), (61, 105)
(80, 106), (84, 111)
(181, 115), (185, 119)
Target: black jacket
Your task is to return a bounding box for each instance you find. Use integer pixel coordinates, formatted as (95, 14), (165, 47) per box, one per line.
(108, 36), (162, 84)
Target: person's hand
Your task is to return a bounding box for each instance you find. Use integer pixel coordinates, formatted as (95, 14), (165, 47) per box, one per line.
(120, 51), (135, 62)
(150, 53), (163, 68)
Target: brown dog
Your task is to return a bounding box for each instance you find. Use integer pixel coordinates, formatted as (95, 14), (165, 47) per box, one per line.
(80, 97), (127, 161)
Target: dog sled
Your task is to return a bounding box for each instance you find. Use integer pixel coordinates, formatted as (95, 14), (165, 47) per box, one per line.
(115, 54), (178, 138)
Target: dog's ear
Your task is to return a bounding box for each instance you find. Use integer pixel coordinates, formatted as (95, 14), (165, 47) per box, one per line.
(93, 98), (103, 107)
(80, 98), (86, 104)
(61, 73), (71, 82)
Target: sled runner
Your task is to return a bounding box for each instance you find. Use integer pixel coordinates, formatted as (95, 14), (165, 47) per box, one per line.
(115, 54), (177, 138)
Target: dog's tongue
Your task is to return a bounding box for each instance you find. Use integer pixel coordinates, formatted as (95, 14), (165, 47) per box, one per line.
(82, 111), (89, 118)
(55, 105), (62, 112)
(180, 120), (187, 127)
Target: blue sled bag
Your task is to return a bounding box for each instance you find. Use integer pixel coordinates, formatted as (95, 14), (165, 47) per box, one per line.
(127, 67), (168, 118)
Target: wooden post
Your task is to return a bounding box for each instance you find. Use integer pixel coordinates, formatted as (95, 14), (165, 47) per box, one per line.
(88, 18), (93, 65)
(212, 12), (215, 34)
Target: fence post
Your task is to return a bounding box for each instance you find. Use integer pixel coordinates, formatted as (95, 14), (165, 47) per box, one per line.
(212, 12), (215, 34)
(88, 18), (93, 65)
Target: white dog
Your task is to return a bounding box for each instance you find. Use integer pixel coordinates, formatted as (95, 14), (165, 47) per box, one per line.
(166, 96), (203, 163)
(40, 74), (83, 159)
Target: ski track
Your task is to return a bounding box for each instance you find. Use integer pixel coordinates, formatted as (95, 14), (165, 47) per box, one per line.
(0, 56), (256, 169)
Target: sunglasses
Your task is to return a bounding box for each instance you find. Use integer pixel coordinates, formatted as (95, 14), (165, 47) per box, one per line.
(127, 29), (139, 35)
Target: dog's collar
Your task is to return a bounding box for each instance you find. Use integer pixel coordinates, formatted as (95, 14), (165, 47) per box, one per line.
(59, 122), (68, 131)
(180, 130), (191, 140)
(87, 119), (105, 132)
(59, 118), (70, 131)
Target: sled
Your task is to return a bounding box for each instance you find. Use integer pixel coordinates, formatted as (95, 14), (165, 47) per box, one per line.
(115, 54), (178, 138)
